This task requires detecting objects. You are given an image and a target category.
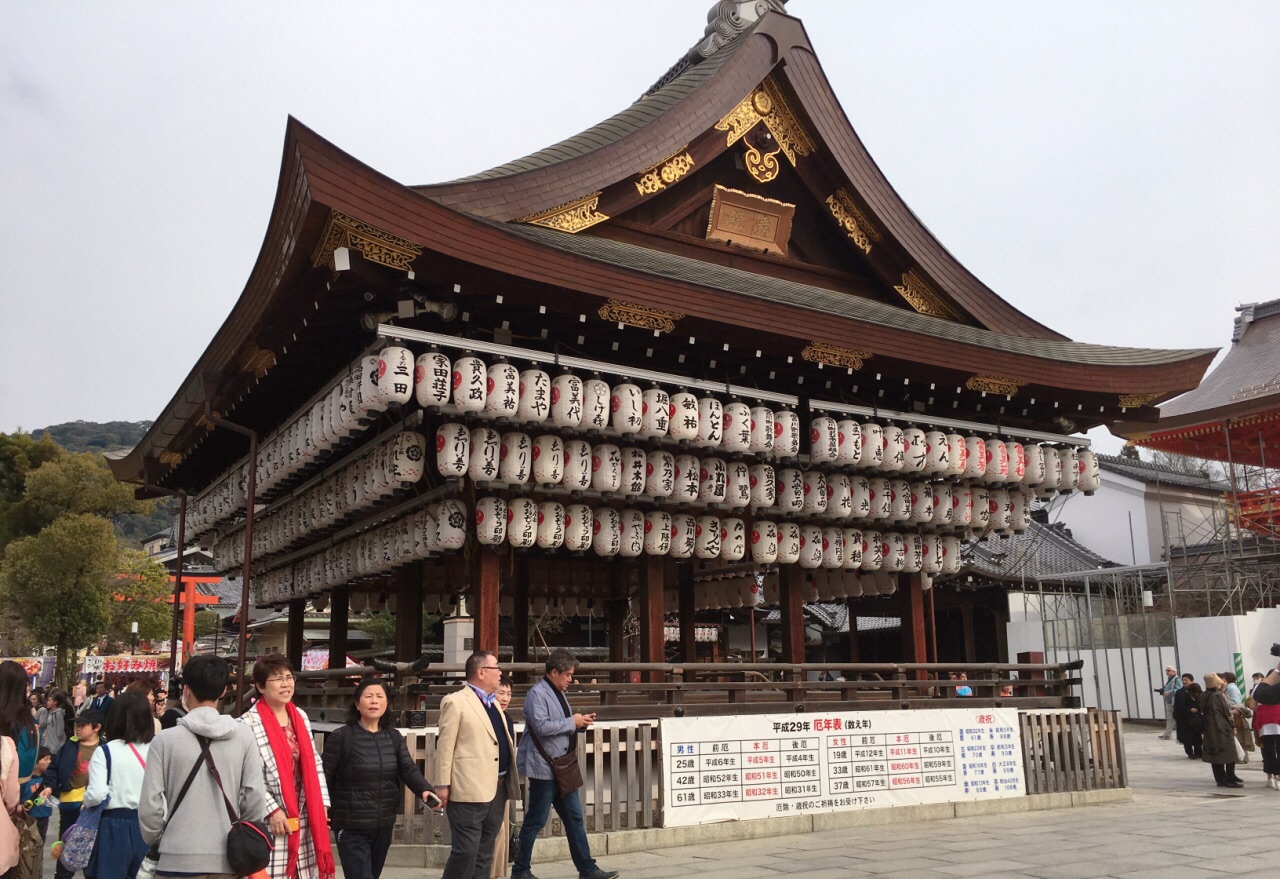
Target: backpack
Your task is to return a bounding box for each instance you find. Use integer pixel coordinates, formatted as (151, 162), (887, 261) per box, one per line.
(58, 745), (111, 871)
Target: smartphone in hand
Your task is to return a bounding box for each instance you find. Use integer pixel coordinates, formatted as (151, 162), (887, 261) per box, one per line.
(424, 791), (444, 812)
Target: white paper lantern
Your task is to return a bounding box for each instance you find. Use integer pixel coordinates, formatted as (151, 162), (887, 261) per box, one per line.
(531, 435), (564, 485)
(749, 407), (775, 453)
(955, 484), (974, 527)
(593, 508), (621, 557)
(1042, 447), (1062, 494)
(902, 428), (928, 473)
(801, 470), (828, 515)
(508, 497), (538, 548)
(921, 534), (943, 574)
(850, 475), (872, 520)
(749, 464), (776, 508)
(582, 379), (611, 431)
(984, 439), (1010, 484)
(860, 529), (883, 571)
(668, 454), (697, 502)
(774, 410), (801, 458)
(836, 420), (863, 467)
(940, 535), (962, 575)
(800, 572), (820, 602)
(971, 486), (991, 531)
(809, 416), (838, 464)
(889, 479), (911, 522)
(591, 444), (623, 493)
(695, 515), (722, 559)
(908, 481), (934, 524)
(669, 514), (697, 559)
(943, 433), (967, 478)
(902, 532), (924, 573)
(860, 422), (885, 469)
(750, 520), (778, 564)
(435, 423), (470, 478)
(989, 488), (1012, 532)
(827, 474), (853, 519)
(867, 477), (892, 520)
(668, 392), (699, 441)
(964, 436), (987, 479)
(558, 440), (589, 492)
(725, 461), (751, 509)
(610, 383), (643, 435)
(645, 450), (676, 498)
(777, 522), (801, 564)
(842, 528), (863, 569)
(376, 347), (414, 408)
(843, 572), (864, 598)
(721, 518), (746, 561)
(619, 508), (645, 557)
(881, 425), (906, 472)
(641, 388), (670, 438)
(1058, 447), (1080, 492)
(694, 457), (726, 504)
(484, 362), (519, 417)
(1007, 442), (1027, 484)
(550, 373), (584, 428)
(359, 355), (389, 417)
(414, 351), (451, 408)
(499, 433), (533, 484)
(934, 483), (955, 526)
(388, 431), (426, 483)
(516, 369), (551, 423)
(564, 504), (592, 551)
(436, 499), (468, 550)
(536, 502), (566, 549)
(1078, 450), (1100, 494)
(643, 510), (672, 555)
(777, 468), (804, 513)
(1022, 444), (1044, 486)
(882, 532), (906, 572)
(467, 429), (500, 484)
(821, 527), (844, 568)
(1009, 489), (1032, 533)
(721, 402), (751, 453)
(799, 525), (823, 568)
(453, 355), (486, 414)
(476, 498), (504, 547)
(696, 397), (723, 448)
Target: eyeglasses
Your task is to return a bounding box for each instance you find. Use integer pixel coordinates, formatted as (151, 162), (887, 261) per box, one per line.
(478, 665), (501, 673)
(266, 674), (296, 684)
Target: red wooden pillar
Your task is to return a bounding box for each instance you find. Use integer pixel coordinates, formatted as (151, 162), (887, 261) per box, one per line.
(638, 556), (666, 683)
(902, 573), (928, 678)
(780, 565), (805, 665)
(473, 549), (501, 653)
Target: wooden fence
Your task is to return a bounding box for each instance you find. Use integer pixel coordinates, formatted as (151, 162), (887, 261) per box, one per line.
(1018, 708), (1127, 794)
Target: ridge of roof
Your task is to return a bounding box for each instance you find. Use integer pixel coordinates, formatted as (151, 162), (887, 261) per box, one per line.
(965, 518), (1116, 582)
(501, 221), (1216, 369)
(1233, 297), (1280, 342)
(1095, 453), (1223, 490)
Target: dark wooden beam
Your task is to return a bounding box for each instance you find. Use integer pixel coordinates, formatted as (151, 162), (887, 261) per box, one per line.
(394, 563), (424, 664)
(961, 603), (976, 664)
(286, 598), (306, 671)
(902, 574), (928, 675)
(780, 565), (805, 665)
(678, 564), (697, 663)
(638, 556), (666, 683)
(607, 595), (627, 684)
(327, 587), (349, 673)
(513, 555), (530, 669)
(846, 597), (860, 662)
(473, 548), (501, 653)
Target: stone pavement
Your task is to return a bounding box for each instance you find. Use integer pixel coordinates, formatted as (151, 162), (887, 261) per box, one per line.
(374, 726), (1279, 879)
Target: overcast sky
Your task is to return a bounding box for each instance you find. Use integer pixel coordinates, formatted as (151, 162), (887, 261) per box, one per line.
(3, 1), (1278, 453)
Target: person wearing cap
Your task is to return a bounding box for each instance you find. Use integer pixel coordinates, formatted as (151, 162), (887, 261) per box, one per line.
(43, 708), (104, 878)
(1154, 665), (1182, 740)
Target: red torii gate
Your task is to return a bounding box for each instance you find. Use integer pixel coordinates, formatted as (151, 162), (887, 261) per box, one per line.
(165, 575), (221, 664)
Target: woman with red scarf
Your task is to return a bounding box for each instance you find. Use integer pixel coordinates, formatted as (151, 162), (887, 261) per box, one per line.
(240, 656), (334, 879)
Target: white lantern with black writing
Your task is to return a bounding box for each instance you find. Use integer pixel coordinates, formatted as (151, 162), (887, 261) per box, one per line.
(725, 461), (751, 509)
(802, 470), (828, 515)
(377, 347), (415, 408)
(842, 528), (863, 569)
(749, 407), (775, 453)
(1078, 450), (1100, 494)
(592, 508), (621, 557)
(484, 362), (519, 417)
(799, 525), (823, 569)
(550, 373), (584, 428)
(359, 355), (389, 416)
(1023, 443), (1046, 486)
(669, 392), (699, 441)
(934, 482), (955, 526)
(990, 488), (1013, 533)
(1041, 447), (1062, 494)
(889, 478), (911, 522)
(582, 378), (611, 431)
(821, 527), (844, 568)
(774, 410), (801, 459)
(749, 464), (776, 508)
(563, 440), (592, 491)
(940, 535), (962, 575)
(517, 369), (551, 423)
(436, 500), (468, 551)
(902, 427), (927, 473)
(536, 502), (566, 549)
(695, 515), (722, 559)
(436, 423), (470, 478)
(669, 514), (697, 559)
(415, 350), (451, 409)
(475, 497), (507, 546)
(722, 401), (751, 453)
(643, 510), (672, 555)
(810, 416), (838, 464)
(564, 504), (592, 552)
(827, 474), (853, 519)
(645, 450), (675, 498)
(860, 529), (883, 571)
(777, 468), (804, 513)
(880, 425), (906, 472)
(836, 420), (863, 467)
(467, 428), (500, 483)
(903, 532), (924, 573)
(388, 431), (426, 483)
(641, 387), (670, 438)
(971, 486), (991, 531)
(696, 397), (723, 448)
(850, 475), (872, 520)
(1009, 488), (1032, 533)
(921, 534), (943, 574)
(750, 520), (778, 564)
(499, 433), (533, 484)
(908, 481), (935, 524)
(610, 383), (643, 435)
(923, 431), (948, 475)
(860, 422), (885, 469)
(619, 447), (647, 497)
(508, 498), (538, 549)
(777, 522), (801, 564)
(672, 454), (700, 502)
(619, 508), (644, 557)
(591, 444), (622, 493)
(532, 435), (564, 485)
(721, 518), (746, 561)
(698, 457), (729, 504)
(882, 532), (907, 572)
(868, 477), (892, 520)
(1057, 447), (1080, 492)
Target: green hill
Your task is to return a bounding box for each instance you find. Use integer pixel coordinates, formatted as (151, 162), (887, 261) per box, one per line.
(33, 420), (153, 454)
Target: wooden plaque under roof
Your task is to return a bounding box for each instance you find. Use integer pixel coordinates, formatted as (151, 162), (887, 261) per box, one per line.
(705, 185), (794, 256)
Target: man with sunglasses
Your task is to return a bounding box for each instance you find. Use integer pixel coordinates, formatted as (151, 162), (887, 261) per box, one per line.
(435, 650), (520, 879)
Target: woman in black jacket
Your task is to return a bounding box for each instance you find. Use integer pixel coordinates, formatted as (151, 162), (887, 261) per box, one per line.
(1172, 677), (1202, 758)
(322, 677), (440, 879)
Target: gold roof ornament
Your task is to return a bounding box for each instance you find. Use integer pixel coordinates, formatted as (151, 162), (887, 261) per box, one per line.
(519, 193), (610, 233)
(801, 342), (871, 371)
(1118, 392), (1161, 409)
(893, 270), (963, 321)
(598, 299), (685, 333)
(311, 210), (422, 272)
(824, 189), (880, 254)
(715, 77), (813, 184)
(634, 149), (696, 196)
(965, 375), (1025, 397)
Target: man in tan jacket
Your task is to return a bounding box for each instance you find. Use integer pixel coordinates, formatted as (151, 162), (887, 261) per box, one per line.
(435, 650), (519, 879)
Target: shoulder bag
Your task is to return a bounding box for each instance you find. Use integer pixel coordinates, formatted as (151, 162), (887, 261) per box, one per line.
(195, 734), (273, 876)
(525, 727), (583, 798)
(135, 746), (207, 879)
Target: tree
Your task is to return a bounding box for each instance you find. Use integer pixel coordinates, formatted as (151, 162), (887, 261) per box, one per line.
(1147, 450), (1223, 481)
(0, 430), (64, 548)
(357, 610), (441, 650)
(104, 548), (174, 651)
(21, 452), (155, 528)
(0, 514), (118, 689)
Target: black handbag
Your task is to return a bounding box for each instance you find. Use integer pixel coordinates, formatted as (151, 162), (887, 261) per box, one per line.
(196, 735), (274, 875)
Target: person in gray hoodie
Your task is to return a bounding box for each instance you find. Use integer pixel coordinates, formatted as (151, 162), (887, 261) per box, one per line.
(138, 655), (268, 878)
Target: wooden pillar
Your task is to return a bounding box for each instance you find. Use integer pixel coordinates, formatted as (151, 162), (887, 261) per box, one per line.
(286, 598), (306, 671)
(901, 574), (928, 678)
(638, 556), (666, 683)
(395, 564), (424, 663)
(607, 596), (627, 683)
(327, 587), (349, 672)
(513, 556), (530, 668)
(960, 603), (977, 664)
(846, 598), (860, 662)
(473, 549), (501, 653)
(678, 564), (697, 663)
(780, 565), (805, 665)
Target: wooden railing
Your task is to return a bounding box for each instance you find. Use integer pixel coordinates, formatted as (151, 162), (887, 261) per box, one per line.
(1019, 708), (1126, 794)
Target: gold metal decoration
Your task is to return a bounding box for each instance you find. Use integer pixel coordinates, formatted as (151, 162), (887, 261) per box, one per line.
(598, 299), (685, 333)
(239, 348), (276, 379)
(634, 149), (696, 196)
(1118, 392), (1161, 408)
(519, 193), (609, 233)
(312, 211), (422, 272)
(801, 342), (872, 371)
(195, 411), (220, 432)
(158, 450), (183, 466)
(824, 189), (880, 254)
(714, 77), (814, 184)
(965, 375), (1025, 397)
(893, 270), (962, 321)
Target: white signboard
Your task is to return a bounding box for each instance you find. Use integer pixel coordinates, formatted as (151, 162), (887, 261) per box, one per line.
(660, 708), (1024, 826)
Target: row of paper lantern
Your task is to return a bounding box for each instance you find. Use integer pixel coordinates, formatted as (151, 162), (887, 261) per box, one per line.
(691, 571), (906, 609)
(208, 431), (428, 572)
(470, 496), (967, 574)
(435, 424), (1099, 496)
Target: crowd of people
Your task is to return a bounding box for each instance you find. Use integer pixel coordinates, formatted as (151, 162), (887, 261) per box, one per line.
(1, 649), (618, 879)
(1158, 658), (1280, 790)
